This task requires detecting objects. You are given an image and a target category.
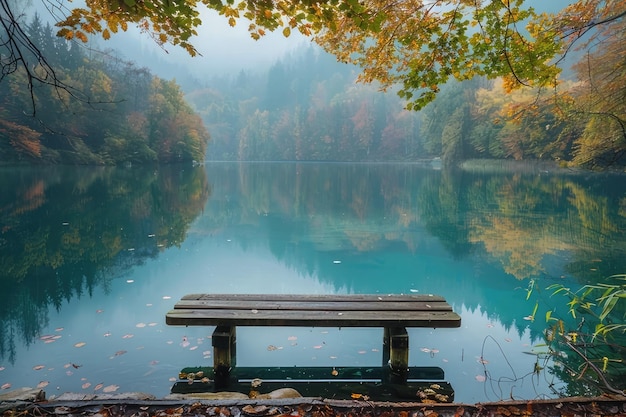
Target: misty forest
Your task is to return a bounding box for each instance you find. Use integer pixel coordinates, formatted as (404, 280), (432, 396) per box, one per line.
(0, 1), (624, 168)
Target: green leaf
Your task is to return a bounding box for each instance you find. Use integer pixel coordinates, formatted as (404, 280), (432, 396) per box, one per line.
(282, 27), (291, 37)
(124, 0), (136, 6)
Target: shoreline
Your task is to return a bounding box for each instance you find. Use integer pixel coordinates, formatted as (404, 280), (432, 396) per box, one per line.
(2, 388), (626, 417)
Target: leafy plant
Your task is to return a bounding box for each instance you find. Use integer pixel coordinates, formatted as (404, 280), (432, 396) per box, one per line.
(541, 275), (626, 396)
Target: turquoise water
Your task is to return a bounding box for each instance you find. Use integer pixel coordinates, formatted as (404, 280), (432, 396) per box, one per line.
(2, 162), (625, 402)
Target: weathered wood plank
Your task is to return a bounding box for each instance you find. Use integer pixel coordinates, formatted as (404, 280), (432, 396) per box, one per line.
(173, 300), (453, 312)
(180, 294), (446, 302)
(165, 308), (461, 327)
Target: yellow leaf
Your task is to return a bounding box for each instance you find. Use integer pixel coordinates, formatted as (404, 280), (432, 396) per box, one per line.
(228, 17), (236, 27)
(282, 27), (291, 37)
(264, 9), (272, 19)
(102, 28), (111, 40)
(76, 31), (88, 43)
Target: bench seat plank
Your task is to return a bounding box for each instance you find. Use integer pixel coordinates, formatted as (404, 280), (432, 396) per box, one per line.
(166, 294), (461, 328)
(172, 300), (453, 312)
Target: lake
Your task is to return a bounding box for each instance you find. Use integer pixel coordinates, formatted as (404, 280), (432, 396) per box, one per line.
(1, 162), (625, 403)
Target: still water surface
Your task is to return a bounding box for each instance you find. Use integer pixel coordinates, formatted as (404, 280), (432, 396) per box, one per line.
(2, 162), (625, 402)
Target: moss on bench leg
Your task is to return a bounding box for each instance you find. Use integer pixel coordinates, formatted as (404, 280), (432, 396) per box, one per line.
(383, 327), (409, 384)
(212, 325), (236, 389)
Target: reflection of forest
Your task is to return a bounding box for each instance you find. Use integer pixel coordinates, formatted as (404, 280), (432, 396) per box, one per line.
(199, 163), (626, 340)
(0, 165), (209, 363)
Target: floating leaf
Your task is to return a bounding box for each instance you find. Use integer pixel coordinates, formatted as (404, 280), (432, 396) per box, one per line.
(1, 383), (11, 390)
(33, 365), (45, 370)
(94, 383), (103, 391)
(102, 384), (119, 393)
(82, 382), (91, 389)
(136, 323), (146, 328)
(74, 342), (86, 348)
(37, 381), (49, 388)
(475, 374), (486, 382)
(122, 334), (134, 339)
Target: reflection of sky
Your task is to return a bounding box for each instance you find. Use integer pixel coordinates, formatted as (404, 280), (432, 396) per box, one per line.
(3, 232), (562, 403)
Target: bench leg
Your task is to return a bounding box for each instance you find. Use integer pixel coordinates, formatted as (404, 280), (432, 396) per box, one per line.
(383, 327), (409, 384)
(212, 325), (236, 389)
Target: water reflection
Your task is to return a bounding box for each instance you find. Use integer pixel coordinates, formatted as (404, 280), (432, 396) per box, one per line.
(2, 162), (625, 401)
(0, 165), (210, 363)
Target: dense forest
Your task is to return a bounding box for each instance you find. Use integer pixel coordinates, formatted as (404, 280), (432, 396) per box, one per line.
(1, 7), (624, 168)
(0, 14), (209, 165)
(190, 22), (624, 169)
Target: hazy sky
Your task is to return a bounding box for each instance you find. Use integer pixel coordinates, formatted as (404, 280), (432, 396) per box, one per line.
(122, 7), (310, 75)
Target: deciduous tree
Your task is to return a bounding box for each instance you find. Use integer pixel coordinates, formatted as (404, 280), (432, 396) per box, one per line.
(45, 0), (625, 109)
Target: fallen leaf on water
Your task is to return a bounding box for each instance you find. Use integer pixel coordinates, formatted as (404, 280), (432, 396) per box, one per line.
(94, 383), (104, 391)
(102, 384), (119, 393)
(113, 350), (127, 357)
(313, 345), (323, 349)
(420, 347), (431, 353)
(180, 337), (190, 348)
(331, 368), (338, 376)
(162, 296), (171, 300)
(33, 365), (45, 371)
(82, 382), (91, 389)
(96, 309), (104, 313)
(104, 332), (111, 337)
(122, 334), (134, 339)
(148, 322), (158, 327)
(267, 345), (277, 351)
(0, 367), (4, 371)
(136, 323), (146, 328)
(40, 335), (53, 341)
(357, 350), (367, 354)
(475, 374), (486, 382)
(1, 383), (11, 390)
(287, 336), (297, 341)
(55, 328), (64, 332)
(37, 381), (49, 388)
(74, 342), (86, 348)
(189, 346), (198, 351)
(350, 393), (362, 399)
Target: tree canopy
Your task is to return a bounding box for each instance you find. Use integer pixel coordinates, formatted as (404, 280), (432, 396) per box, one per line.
(51, 0), (625, 109)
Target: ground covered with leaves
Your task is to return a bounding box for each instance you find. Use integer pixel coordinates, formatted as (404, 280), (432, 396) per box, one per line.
(2, 389), (626, 417)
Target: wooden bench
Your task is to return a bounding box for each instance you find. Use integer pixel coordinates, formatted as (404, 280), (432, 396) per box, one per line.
(166, 293), (461, 393)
